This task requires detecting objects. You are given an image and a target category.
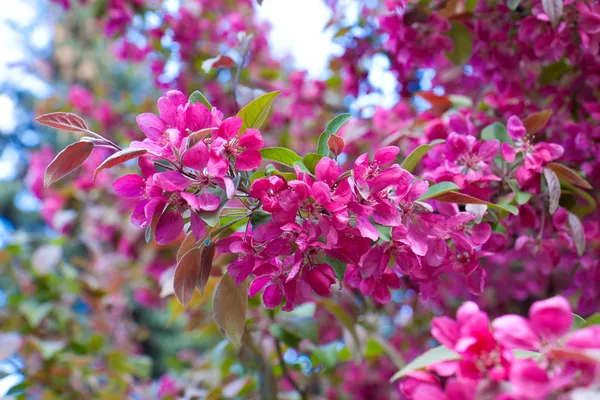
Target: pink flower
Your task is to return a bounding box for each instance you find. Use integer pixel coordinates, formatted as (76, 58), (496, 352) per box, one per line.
(212, 116), (264, 171)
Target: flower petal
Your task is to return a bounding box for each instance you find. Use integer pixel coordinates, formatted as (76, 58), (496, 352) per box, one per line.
(155, 211), (184, 244)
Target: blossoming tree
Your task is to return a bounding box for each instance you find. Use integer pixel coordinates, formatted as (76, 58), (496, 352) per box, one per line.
(2, 0), (600, 398)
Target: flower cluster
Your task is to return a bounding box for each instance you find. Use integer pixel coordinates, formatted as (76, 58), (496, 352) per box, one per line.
(401, 296), (600, 399)
(218, 145), (493, 310)
(113, 90), (263, 244)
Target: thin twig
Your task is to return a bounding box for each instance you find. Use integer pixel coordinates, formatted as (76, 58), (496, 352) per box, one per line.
(273, 336), (308, 400)
(233, 36), (252, 112)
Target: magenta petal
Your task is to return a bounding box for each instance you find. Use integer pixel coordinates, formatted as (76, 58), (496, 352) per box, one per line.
(501, 142), (517, 163)
(565, 326), (600, 349)
(263, 284), (283, 309)
(478, 139), (499, 161)
(360, 277), (376, 296)
(217, 117), (243, 140)
(182, 141), (209, 170)
(305, 268), (333, 297)
(360, 246), (385, 277)
(138, 155), (157, 178)
(197, 191), (220, 211)
(431, 316), (459, 349)
(492, 315), (540, 350)
(180, 192), (200, 210)
(507, 115), (526, 140)
(529, 296), (573, 340)
(157, 90), (187, 127)
(113, 174), (145, 198)
(238, 128), (264, 150)
(236, 150), (262, 171)
(356, 216), (379, 241)
(315, 157), (342, 187)
(154, 171), (191, 192)
(311, 181), (332, 207)
(144, 197), (167, 220)
(136, 113), (166, 141)
(190, 212), (207, 242)
(248, 276), (271, 298)
(155, 211), (184, 244)
(509, 359), (552, 399)
(131, 199), (150, 227)
(374, 146), (400, 165)
(186, 103), (214, 132)
(372, 283), (392, 304)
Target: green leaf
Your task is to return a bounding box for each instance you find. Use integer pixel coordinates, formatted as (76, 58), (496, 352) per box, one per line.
(514, 349), (539, 359)
(249, 168), (296, 183)
(237, 91), (281, 131)
(293, 161), (312, 175)
(507, 180), (532, 205)
(540, 59), (570, 85)
(317, 113), (352, 156)
(322, 255), (347, 286)
(582, 313), (600, 328)
(374, 223), (392, 242)
(32, 339), (65, 359)
(391, 346), (460, 381)
(418, 182), (460, 201)
(481, 123), (513, 144)
(400, 139), (445, 172)
(466, 0), (478, 11)
(365, 337), (385, 359)
(250, 210), (272, 229)
(129, 355), (153, 379)
(259, 147), (302, 168)
(507, 0), (522, 10)
(20, 301), (52, 327)
(494, 223), (507, 236)
(269, 324), (302, 348)
(312, 342), (347, 369)
(188, 90), (212, 109)
(445, 21), (473, 65)
(279, 317), (318, 343)
(302, 153), (325, 174)
(574, 314), (587, 330)
(287, 303), (316, 318)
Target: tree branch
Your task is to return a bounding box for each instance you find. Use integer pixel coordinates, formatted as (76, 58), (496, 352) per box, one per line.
(273, 336), (307, 400)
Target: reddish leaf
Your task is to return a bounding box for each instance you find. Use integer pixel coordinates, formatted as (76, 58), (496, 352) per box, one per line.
(173, 246), (201, 306)
(523, 110), (552, 135)
(543, 167), (561, 215)
(327, 134), (345, 157)
(173, 231), (215, 305)
(177, 232), (198, 262)
(416, 92), (453, 114)
(547, 163), (592, 189)
(429, 191), (487, 205)
(93, 148), (147, 180)
(567, 211), (586, 256)
(202, 55), (236, 73)
(44, 141), (94, 187)
(35, 112), (89, 133)
(212, 273), (248, 347)
(187, 127), (217, 149)
(197, 244), (216, 295)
